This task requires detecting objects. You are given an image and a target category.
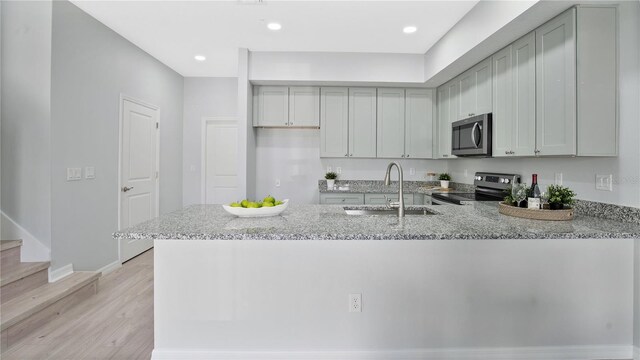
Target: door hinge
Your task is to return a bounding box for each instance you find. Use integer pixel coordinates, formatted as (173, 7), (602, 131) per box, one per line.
(156, 122), (159, 129)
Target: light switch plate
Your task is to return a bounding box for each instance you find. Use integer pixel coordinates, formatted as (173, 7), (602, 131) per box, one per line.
(85, 166), (95, 179)
(336, 167), (342, 174)
(327, 166), (332, 173)
(595, 174), (613, 191)
(554, 173), (563, 185)
(66, 167), (82, 181)
(409, 168), (415, 176)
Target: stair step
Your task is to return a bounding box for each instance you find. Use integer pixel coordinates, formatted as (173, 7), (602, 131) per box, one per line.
(0, 272), (100, 333)
(0, 240), (22, 252)
(0, 262), (50, 303)
(0, 261), (50, 288)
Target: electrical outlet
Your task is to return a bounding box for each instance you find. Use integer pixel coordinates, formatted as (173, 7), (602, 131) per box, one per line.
(554, 173), (563, 185)
(275, 178), (281, 187)
(409, 168), (415, 176)
(327, 166), (332, 173)
(336, 167), (342, 174)
(595, 174), (613, 191)
(349, 293), (362, 313)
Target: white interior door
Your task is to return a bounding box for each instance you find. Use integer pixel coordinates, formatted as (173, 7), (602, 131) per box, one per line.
(120, 97), (159, 262)
(202, 118), (238, 204)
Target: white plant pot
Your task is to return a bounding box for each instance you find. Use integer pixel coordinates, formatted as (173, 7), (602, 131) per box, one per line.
(326, 179), (335, 190)
(440, 180), (450, 189)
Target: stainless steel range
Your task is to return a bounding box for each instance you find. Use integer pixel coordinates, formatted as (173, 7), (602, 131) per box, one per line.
(431, 172), (521, 205)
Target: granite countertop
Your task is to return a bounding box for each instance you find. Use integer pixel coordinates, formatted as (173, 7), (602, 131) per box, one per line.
(318, 180), (475, 194)
(113, 202), (640, 241)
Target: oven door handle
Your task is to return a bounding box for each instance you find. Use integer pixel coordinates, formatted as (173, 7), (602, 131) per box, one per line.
(471, 122), (481, 148)
(431, 198), (454, 205)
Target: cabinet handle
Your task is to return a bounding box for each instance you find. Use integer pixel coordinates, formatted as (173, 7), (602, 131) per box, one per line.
(534, 149), (540, 154)
(505, 151), (509, 155)
(443, 154), (448, 158)
(406, 154), (410, 158)
(345, 154), (348, 157)
(350, 154), (353, 157)
(285, 122), (288, 125)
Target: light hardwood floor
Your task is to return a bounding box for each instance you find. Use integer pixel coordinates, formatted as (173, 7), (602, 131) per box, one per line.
(2, 249), (154, 360)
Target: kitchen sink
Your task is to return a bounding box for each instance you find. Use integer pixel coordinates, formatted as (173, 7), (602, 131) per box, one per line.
(344, 209), (437, 216)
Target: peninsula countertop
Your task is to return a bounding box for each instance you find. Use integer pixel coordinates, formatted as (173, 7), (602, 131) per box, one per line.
(113, 203), (640, 241)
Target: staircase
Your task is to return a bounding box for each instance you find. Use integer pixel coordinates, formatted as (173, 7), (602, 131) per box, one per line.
(0, 240), (100, 352)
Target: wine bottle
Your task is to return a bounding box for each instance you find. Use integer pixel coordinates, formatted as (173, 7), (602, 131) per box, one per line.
(530, 174), (541, 198)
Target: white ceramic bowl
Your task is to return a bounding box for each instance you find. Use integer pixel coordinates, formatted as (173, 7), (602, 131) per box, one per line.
(222, 199), (289, 218)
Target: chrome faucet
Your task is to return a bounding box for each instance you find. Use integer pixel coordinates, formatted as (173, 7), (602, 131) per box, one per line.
(384, 162), (405, 217)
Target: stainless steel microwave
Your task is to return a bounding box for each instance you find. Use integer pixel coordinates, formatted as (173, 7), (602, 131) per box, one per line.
(451, 113), (492, 157)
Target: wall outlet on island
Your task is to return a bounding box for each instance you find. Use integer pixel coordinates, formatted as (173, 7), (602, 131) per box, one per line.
(595, 174), (613, 191)
(348, 293), (362, 313)
(275, 178), (280, 187)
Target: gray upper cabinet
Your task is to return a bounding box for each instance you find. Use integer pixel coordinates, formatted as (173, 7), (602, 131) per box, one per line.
(457, 57), (492, 119)
(437, 81), (459, 159)
(492, 32), (536, 157)
(576, 6), (617, 156)
(320, 87), (349, 157)
(289, 87), (320, 127)
(511, 32), (537, 156)
(491, 45), (513, 157)
(348, 88), (377, 158)
(405, 89), (434, 159)
(377, 88), (406, 158)
(255, 86), (289, 127)
(535, 9), (576, 156)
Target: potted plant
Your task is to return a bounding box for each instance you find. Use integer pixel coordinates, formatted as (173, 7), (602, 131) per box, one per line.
(546, 184), (576, 210)
(438, 173), (451, 189)
(325, 172), (338, 190)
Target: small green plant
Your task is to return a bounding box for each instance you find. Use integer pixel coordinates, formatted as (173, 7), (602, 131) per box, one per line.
(546, 184), (576, 207)
(438, 173), (451, 181)
(325, 172), (338, 180)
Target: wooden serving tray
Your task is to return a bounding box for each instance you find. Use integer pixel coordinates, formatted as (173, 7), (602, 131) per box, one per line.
(498, 202), (574, 221)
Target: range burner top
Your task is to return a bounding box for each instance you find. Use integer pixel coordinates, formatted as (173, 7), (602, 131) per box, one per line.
(431, 172), (521, 205)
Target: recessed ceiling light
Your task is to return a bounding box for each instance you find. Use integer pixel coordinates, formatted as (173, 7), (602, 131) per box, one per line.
(267, 22), (282, 31)
(403, 26), (417, 34)
(194, 55), (206, 62)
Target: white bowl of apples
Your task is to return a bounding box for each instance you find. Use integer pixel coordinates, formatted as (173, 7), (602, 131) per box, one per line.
(222, 196), (289, 218)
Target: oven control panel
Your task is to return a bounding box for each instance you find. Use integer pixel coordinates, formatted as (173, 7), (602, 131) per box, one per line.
(473, 172), (521, 190)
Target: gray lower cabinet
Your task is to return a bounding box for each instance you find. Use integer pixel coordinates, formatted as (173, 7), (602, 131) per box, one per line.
(319, 193), (365, 205)
(422, 194), (433, 205)
(364, 193), (414, 205)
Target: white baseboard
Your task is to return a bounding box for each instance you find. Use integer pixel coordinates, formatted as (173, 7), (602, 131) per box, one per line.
(633, 345), (639, 360)
(152, 345), (634, 360)
(96, 259), (122, 276)
(48, 263), (73, 282)
(1, 211), (50, 262)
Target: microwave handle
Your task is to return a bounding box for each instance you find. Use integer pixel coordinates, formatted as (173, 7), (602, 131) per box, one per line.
(471, 123), (481, 148)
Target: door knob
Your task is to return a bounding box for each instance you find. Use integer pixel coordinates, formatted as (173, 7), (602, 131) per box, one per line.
(122, 186), (134, 192)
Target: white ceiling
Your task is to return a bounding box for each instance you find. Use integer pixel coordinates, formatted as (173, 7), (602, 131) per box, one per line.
(71, 0), (479, 77)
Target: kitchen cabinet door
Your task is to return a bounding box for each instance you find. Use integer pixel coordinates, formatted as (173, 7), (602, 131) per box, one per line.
(492, 45), (513, 157)
(348, 88), (377, 158)
(377, 88), (406, 158)
(256, 86), (289, 127)
(289, 87), (319, 127)
(437, 83), (456, 159)
(446, 81), (460, 159)
(474, 57), (493, 115)
(319, 193), (364, 205)
(511, 32), (536, 156)
(320, 87), (349, 158)
(404, 89), (434, 159)
(536, 8), (576, 156)
(364, 193), (414, 205)
(458, 58), (492, 119)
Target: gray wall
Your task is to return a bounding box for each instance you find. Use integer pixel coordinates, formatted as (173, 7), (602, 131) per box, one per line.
(50, 0), (183, 271)
(1, 0), (53, 249)
(182, 77), (237, 206)
(448, 1), (640, 209)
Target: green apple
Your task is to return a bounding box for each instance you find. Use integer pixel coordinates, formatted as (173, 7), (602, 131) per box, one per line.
(274, 200), (283, 206)
(262, 202), (275, 207)
(263, 195), (275, 203)
(229, 202), (241, 207)
(240, 199), (249, 208)
(247, 202), (260, 208)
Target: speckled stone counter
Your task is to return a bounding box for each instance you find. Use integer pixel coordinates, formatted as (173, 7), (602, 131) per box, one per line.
(114, 202), (640, 241)
(318, 180), (475, 194)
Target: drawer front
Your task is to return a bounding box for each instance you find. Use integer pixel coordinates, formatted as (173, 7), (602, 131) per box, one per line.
(364, 193), (414, 205)
(423, 195), (433, 205)
(319, 193), (365, 205)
